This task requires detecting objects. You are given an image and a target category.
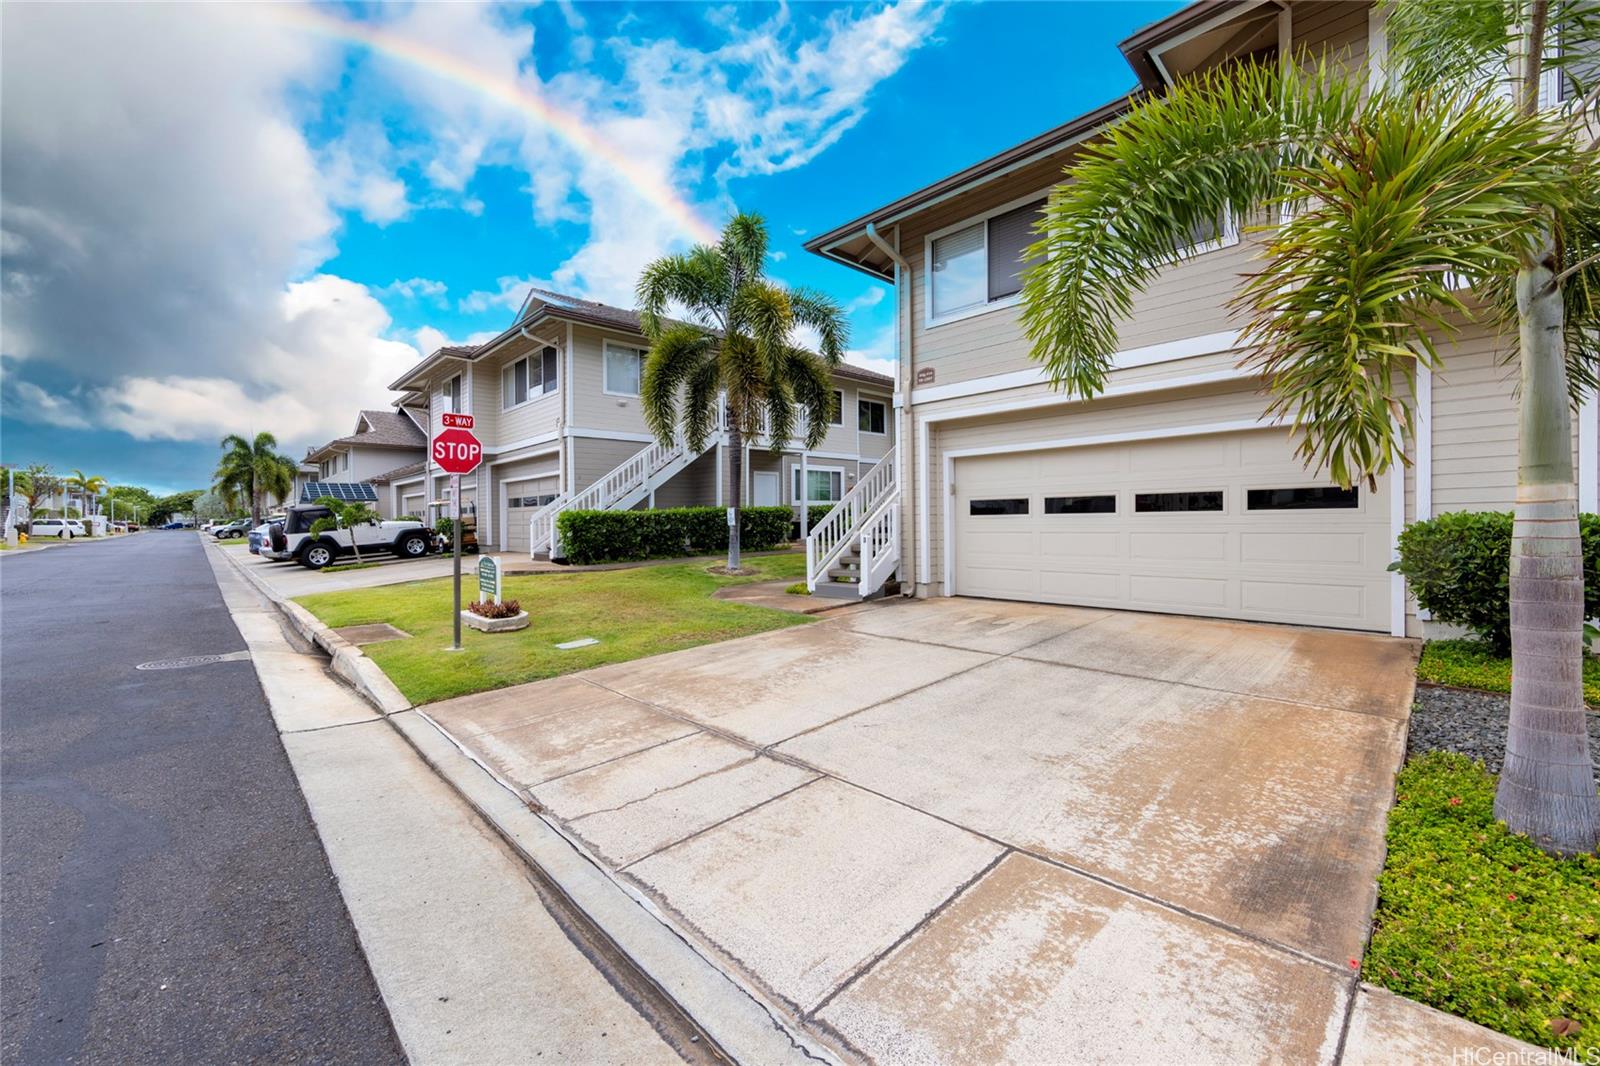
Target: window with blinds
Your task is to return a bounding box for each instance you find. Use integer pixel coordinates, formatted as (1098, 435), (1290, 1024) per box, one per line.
(928, 198), (1046, 321)
(986, 199), (1045, 301)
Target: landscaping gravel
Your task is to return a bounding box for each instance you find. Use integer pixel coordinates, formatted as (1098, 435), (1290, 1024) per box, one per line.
(1409, 684), (1600, 778)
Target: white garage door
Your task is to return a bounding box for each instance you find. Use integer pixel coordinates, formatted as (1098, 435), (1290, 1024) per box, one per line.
(401, 492), (424, 519)
(505, 476), (559, 554)
(952, 429), (1391, 631)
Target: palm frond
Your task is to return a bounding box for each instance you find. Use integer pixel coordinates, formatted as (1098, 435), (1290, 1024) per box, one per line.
(720, 334), (767, 437)
(720, 212), (768, 284)
(637, 250), (727, 338)
(1386, 0), (1600, 108)
(640, 325), (714, 446)
(1239, 88), (1582, 485)
(684, 357), (722, 454)
(783, 348), (836, 450)
(788, 288), (849, 364)
(732, 280), (793, 379)
(1020, 59), (1363, 398)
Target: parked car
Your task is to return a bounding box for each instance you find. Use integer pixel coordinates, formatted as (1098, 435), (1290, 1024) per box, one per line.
(247, 520), (281, 556)
(161, 520), (186, 530)
(261, 504), (433, 569)
(29, 518), (87, 539)
(212, 519), (252, 539)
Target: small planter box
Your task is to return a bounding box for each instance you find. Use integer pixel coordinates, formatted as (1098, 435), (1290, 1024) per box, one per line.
(460, 609), (529, 634)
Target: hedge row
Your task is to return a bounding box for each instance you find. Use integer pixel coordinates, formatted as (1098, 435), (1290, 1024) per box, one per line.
(1392, 510), (1600, 653)
(555, 506), (795, 565)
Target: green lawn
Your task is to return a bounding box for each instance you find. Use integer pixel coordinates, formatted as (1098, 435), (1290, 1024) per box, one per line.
(216, 536), (247, 546)
(1419, 638), (1600, 705)
(1364, 753), (1599, 1056)
(295, 552), (811, 704)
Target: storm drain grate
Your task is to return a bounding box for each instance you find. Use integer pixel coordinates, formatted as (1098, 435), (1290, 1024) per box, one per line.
(136, 650), (252, 671)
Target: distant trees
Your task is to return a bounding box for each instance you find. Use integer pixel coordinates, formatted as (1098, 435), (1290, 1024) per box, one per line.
(214, 432), (296, 525)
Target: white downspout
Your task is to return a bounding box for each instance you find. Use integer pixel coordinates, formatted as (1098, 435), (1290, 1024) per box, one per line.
(864, 221), (913, 595)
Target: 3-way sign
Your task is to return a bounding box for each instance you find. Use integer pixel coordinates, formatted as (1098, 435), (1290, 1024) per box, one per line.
(432, 413), (482, 475)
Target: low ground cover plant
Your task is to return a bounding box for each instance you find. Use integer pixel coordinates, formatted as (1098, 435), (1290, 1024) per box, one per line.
(1420, 639), (1600, 706)
(556, 506), (793, 565)
(1393, 512), (1600, 653)
(1364, 753), (1599, 1056)
(466, 598), (522, 619)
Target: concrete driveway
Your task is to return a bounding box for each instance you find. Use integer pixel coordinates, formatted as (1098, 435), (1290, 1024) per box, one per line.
(425, 597), (1424, 1064)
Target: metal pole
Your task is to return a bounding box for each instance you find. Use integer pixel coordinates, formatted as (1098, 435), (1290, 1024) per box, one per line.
(451, 473), (462, 651)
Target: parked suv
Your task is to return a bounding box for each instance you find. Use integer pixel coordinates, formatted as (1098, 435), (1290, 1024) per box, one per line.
(29, 518), (86, 539)
(262, 504), (433, 569)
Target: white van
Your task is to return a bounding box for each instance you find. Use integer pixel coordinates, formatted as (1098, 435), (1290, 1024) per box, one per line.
(30, 519), (87, 539)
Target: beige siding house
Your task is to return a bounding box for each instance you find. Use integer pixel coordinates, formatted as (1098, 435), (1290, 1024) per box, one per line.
(804, 0), (1598, 633)
(301, 406), (429, 518)
(388, 288), (895, 555)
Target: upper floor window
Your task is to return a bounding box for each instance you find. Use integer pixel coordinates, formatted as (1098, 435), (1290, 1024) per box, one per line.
(928, 197), (1045, 323)
(502, 346), (558, 409)
(444, 374), (462, 413)
(859, 397), (887, 435)
(828, 389), (844, 427)
(604, 343), (643, 397)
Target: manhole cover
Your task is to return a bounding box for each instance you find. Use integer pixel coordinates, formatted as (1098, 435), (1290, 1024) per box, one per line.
(135, 650), (252, 671)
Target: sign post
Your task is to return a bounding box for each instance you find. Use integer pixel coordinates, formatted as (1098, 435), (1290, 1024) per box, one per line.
(432, 414), (483, 651)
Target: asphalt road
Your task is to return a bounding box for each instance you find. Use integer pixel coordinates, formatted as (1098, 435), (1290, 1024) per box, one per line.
(1, 532), (404, 1065)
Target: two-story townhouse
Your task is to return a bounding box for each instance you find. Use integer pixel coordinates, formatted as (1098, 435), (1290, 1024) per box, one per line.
(300, 406), (428, 517)
(388, 287), (896, 555)
(805, 0), (1598, 636)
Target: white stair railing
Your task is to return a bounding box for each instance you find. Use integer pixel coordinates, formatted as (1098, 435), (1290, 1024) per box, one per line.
(531, 427), (707, 558)
(806, 444), (897, 592)
(858, 494), (901, 597)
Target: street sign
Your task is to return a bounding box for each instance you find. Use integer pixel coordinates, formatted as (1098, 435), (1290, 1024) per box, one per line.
(432, 427), (483, 475)
(441, 412), (474, 429)
(477, 555), (502, 604)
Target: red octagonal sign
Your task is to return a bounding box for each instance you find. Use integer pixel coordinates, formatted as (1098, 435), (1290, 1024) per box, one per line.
(432, 427), (483, 475)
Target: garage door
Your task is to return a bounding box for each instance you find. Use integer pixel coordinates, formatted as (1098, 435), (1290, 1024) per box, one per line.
(505, 476), (560, 554)
(952, 429), (1391, 631)
(401, 492), (424, 519)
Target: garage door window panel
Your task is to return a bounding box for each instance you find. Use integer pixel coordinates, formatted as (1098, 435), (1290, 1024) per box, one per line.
(1045, 494), (1117, 515)
(970, 498), (1030, 516)
(1246, 486), (1360, 511)
(1134, 491), (1224, 513)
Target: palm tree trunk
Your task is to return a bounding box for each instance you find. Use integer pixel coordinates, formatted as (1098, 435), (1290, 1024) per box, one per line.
(1496, 231), (1600, 855)
(727, 424), (743, 571)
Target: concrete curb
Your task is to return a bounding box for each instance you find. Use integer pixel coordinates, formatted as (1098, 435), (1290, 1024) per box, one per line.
(209, 542), (412, 717)
(209, 539), (838, 1065)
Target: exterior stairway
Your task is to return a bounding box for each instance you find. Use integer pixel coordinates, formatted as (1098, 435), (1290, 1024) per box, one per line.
(806, 444), (900, 599)
(527, 427), (719, 559)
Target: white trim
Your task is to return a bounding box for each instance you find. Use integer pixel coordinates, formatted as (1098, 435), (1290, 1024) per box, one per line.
(1148, 0), (1276, 86)
(564, 322), (575, 495)
(1278, 3), (1292, 71)
(911, 329), (1241, 405)
(941, 417), (1290, 597)
(568, 428), (656, 444)
(483, 430), (560, 456)
(1390, 431), (1406, 638)
(389, 474), (425, 489)
(858, 396), (889, 436)
(1416, 362), (1433, 522)
(486, 444), (560, 466)
(601, 339), (644, 397)
(1581, 390), (1598, 514)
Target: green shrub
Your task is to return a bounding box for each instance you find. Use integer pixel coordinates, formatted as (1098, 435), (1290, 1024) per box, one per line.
(435, 516), (454, 541)
(1364, 752), (1599, 1055)
(556, 506), (795, 565)
(1392, 511), (1600, 653)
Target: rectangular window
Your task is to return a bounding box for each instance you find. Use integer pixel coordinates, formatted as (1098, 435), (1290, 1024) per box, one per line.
(792, 467), (843, 503)
(1247, 486), (1359, 511)
(541, 346), (558, 394)
(444, 374), (462, 413)
(858, 398), (887, 435)
(986, 198), (1046, 301)
(969, 498), (1029, 516)
(828, 390), (843, 427)
(929, 222), (986, 318)
(604, 344), (642, 396)
(1045, 494), (1116, 514)
(502, 359), (528, 409)
(1135, 491), (1224, 513)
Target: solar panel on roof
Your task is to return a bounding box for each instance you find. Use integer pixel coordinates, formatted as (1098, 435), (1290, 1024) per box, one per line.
(301, 482), (378, 503)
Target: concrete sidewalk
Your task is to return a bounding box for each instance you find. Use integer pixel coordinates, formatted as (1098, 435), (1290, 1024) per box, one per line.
(418, 596), (1558, 1065)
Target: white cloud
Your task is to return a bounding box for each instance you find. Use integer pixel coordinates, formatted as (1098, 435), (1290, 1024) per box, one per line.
(4, 380), (91, 430)
(322, 123), (413, 225)
(844, 286), (887, 314)
(413, 325), (501, 356)
(380, 277), (449, 301)
(844, 322), (898, 381)
(459, 275), (549, 315)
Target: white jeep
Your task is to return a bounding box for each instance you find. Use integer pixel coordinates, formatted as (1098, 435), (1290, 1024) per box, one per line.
(263, 504), (433, 570)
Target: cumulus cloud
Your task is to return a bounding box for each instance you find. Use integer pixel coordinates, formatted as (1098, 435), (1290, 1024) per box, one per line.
(380, 277), (450, 302)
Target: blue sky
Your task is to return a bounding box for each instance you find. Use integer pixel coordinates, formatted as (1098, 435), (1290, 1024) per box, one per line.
(2, 1), (1178, 494)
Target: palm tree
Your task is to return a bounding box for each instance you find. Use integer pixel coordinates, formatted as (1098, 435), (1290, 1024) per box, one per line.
(635, 213), (848, 570)
(214, 432), (296, 526)
(64, 469), (107, 517)
(1020, 1), (1599, 855)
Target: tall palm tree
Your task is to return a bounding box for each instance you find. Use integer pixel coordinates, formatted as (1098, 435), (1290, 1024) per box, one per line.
(1020, 1), (1599, 854)
(64, 469), (107, 517)
(214, 432), (296, 526)
(636, 213), (848, 570)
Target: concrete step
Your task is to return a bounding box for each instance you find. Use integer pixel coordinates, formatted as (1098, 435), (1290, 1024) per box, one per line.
(812, 581), (862, 600)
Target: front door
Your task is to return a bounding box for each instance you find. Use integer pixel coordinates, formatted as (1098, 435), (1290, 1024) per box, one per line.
(753, 471), (780, 507)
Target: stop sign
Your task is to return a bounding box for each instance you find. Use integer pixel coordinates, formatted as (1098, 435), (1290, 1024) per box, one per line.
(432, 427), (483, 475)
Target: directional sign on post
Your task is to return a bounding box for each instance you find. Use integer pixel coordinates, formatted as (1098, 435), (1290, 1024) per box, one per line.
(434, 415), (483, 653)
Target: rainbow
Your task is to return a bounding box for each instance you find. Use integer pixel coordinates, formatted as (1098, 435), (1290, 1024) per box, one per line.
(260, 4), (722, 246)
